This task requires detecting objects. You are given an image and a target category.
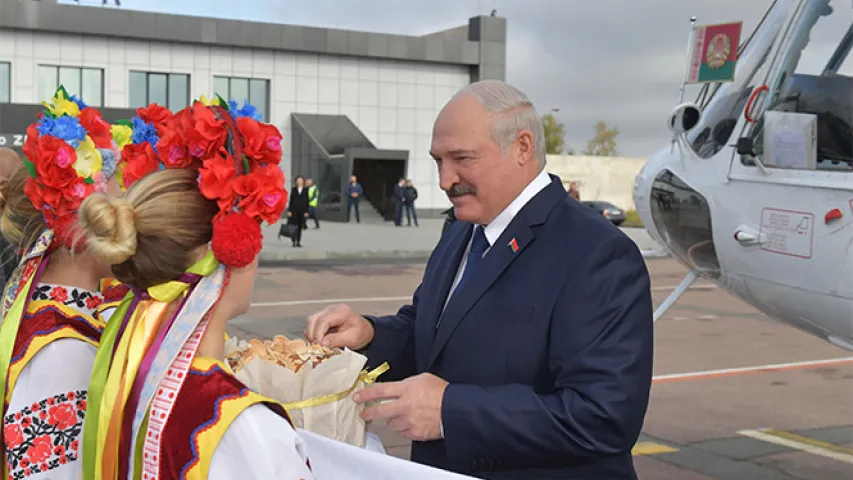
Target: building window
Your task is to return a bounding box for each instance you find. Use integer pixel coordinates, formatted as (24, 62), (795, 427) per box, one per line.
(0, 62), (9, 103)
(212, 76), (269, 121)
(37, 65), (103, 107)
(129, 71), (190, 111)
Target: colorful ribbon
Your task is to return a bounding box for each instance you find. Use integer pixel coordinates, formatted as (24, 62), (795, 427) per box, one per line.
(83, 252), (219, 480)
(0, 229), (54, 475)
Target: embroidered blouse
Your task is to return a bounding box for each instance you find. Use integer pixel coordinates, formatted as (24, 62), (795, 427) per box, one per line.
(3, 283), (105, 480)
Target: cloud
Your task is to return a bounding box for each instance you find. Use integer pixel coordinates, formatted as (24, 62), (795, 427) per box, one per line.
(62, 0), (849, 157)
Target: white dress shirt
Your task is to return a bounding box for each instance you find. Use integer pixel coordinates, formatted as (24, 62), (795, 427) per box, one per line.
(439, 168), (551, 438)
(443, 168), (552, 309)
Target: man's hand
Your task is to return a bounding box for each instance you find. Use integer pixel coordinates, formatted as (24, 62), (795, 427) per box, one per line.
(286, 211), (292, 217)
(305, 304), (374, 350)
(354, 373), (448, 442)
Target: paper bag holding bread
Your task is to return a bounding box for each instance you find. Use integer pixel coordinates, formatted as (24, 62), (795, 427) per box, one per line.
(224, 335), (388, 448)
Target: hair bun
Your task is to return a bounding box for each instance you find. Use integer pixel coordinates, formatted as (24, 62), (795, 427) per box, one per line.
(78, 194), (138, 265)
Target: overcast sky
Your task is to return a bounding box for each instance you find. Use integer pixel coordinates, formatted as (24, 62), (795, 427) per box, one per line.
(63, 0), (787, 157)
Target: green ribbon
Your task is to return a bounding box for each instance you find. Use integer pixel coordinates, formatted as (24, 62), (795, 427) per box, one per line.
(81, 251), (219, 479)
(81, 295), (131, 480)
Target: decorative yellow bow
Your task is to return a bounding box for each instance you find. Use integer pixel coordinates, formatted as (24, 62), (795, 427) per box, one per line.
(146, 251), (219, 302)
(280, 362), (390, 411)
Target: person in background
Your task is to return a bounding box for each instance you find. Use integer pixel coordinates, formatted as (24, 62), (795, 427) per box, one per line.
(346, 175), (363, 223)
(0, 148), (22, 290)
(404, 179), (419, 227)
(568, 181), (581, 201)
(306, 177), (320, 229)
(304, 80), (653, 479)
(287, 175), (309, 247)
(392, 178), (406, 226)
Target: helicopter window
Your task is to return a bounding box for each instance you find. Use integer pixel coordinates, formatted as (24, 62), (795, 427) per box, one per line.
(686, 0), (797, 159)
(745, 0), (853, 170)
(649, 169), (721, 279)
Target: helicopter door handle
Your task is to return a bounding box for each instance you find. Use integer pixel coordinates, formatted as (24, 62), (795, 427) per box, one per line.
(734, 229), (761, 245)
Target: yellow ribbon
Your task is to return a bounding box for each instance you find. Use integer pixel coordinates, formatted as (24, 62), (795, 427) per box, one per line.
(89, 251), (219, 480)
(280, 362), (389, 411)
(146, 251), (219, 303)
(95, 305), (145, 480)
(100, 302), (169, 480)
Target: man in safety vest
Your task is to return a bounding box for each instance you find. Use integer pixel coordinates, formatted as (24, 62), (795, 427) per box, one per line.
(306, 177), (320, 229)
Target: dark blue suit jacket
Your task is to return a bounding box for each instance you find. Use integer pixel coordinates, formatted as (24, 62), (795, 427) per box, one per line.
(364, 175), (653, 479)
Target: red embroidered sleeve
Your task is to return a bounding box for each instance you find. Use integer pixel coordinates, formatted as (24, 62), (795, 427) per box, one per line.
(3, 390), (86, 479)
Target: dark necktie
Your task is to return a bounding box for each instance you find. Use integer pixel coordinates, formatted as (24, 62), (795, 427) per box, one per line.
(452, 226), (489, 296)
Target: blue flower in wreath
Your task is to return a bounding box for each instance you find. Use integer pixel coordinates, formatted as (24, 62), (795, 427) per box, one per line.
(227, 99), (262, 122)
(130, 117), (160, 150)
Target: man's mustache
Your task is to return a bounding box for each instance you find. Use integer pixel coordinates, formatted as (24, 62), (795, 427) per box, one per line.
(446, 184), (476, 197)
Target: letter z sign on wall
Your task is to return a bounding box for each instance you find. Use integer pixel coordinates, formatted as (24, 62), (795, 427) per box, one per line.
(0, 134), (27, 147)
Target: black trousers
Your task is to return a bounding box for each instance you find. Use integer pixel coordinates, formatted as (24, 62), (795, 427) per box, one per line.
(288, 214), (306, 244)
(394, 202), (404, 225)
(348, 198), (360, 222)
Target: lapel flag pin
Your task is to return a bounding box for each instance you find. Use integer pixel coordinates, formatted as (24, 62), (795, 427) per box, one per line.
(508, 238), (519, 253)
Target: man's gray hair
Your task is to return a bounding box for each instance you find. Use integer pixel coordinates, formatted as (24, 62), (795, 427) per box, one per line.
(454, 80), (547, 168)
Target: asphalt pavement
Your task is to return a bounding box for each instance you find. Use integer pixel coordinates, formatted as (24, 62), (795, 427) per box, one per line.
(259, 218), (665, 264)
(228, 258), (853, 480)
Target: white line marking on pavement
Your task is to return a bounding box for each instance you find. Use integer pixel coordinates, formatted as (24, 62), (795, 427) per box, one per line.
(652, 357), (853, 383)
(250, 283), (717, 308)
(738, 428), (853, 464)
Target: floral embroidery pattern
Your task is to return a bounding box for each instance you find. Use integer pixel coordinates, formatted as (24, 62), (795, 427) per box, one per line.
(30, 284), (103, 316)
(4, 390), (86, 479)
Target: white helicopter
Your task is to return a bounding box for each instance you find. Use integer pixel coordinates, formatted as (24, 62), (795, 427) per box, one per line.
(633, 0), (853, 350)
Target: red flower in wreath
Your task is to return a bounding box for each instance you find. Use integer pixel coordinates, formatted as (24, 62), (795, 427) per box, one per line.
(234, 166), (287, 223)
(186, 102), (228, 159)
(22, 123), (40, 164)
(78, 107), (113, 149)
(121, 143), (160, 188)
(32, 136), (79, 189)
(137, 103), (173, 131)
(237, 117), (283, 167)
(198, 149), (238, 212)
(156, 129), (192, 168)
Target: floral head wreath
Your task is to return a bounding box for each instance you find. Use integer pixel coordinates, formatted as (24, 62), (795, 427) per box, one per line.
(21, 85), (120, 251)
(113, 94), (287, 268)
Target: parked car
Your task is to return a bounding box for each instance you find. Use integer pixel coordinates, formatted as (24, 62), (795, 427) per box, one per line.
(581, 200), (626, 226)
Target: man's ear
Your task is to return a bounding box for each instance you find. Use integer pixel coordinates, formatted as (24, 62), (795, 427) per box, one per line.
(515, 130), (535, 166)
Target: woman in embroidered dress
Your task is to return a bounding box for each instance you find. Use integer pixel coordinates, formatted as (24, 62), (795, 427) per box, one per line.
(77, 99), (314, 480)
(0, 88), (128, 479)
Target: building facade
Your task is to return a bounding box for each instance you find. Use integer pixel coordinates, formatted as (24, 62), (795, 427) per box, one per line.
(0, 0), (507, 219)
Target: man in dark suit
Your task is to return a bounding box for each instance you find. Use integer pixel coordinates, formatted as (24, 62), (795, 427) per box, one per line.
(393, 178), (407, 226)
(286, 175), (310, 247)
(346, 175), (363, 223)
(305, 80), (653, 479)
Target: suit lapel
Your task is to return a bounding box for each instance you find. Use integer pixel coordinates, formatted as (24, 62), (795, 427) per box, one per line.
(427, 218), (534, 369)
(426, 176), (568, 369)
(416, 223), (472, 366)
